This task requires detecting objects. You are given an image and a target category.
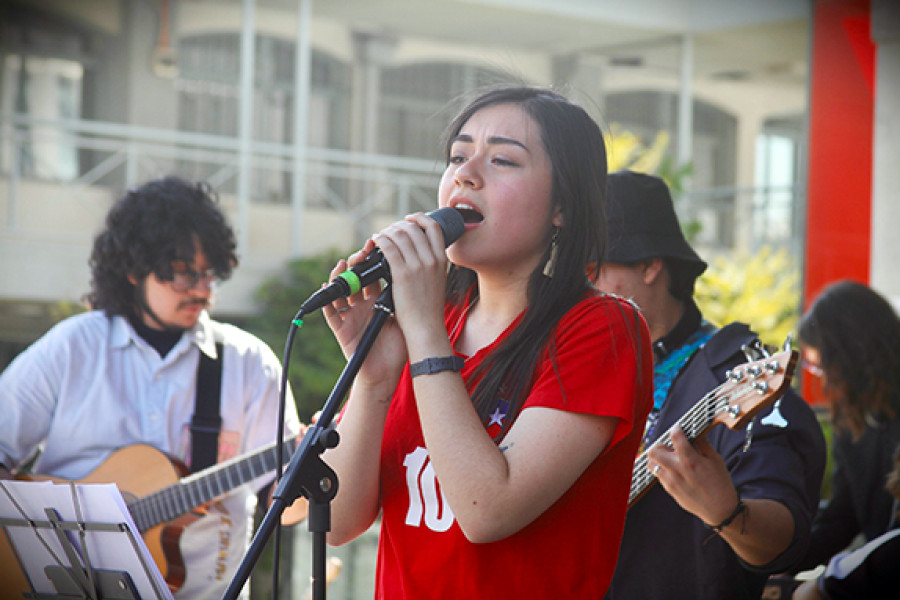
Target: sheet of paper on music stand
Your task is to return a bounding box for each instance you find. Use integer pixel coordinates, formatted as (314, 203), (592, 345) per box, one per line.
(0, 480), (174, 600)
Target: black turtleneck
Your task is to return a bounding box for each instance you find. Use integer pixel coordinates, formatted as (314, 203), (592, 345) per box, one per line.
(130, 318), (184, 358)
(652, 299), (702, 362)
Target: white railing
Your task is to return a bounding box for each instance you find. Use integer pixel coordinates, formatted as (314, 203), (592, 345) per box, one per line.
(0, 114), (445, 314)
(0, 113), (802, 313)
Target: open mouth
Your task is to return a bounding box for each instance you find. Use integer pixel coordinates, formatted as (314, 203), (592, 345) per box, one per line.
(453, 203), (484, 224)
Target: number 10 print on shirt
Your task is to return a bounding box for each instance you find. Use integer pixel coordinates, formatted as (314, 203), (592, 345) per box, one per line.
(403, 447), (455, 531)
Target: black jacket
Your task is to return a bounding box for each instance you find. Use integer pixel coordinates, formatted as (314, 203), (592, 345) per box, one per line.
(606, 322), (826, 600)
(794, 413), (900, 572)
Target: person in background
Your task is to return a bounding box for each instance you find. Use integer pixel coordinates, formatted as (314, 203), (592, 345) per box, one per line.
(793, 444), (900, 599)
(791, 280), (900, 576)
(0, 176), (306, 600)
(597, 170), (826, 600)
(321, 86), (653, 598)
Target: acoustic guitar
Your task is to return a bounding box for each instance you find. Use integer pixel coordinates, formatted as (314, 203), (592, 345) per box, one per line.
(629, 348), (797, 508)
(6, 439), (296, 592)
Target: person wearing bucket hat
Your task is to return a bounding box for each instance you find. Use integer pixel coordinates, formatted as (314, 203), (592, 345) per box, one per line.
(604, 169), (707, 283)
(598, 171), (825, 600)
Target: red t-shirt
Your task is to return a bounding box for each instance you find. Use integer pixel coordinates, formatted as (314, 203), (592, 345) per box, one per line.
(376, 292), (653, 599)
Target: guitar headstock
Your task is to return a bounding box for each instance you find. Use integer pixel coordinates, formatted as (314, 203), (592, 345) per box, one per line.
(711, 349), (798, 431)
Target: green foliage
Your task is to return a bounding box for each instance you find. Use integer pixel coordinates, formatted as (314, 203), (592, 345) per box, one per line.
(606, 125), (693, 193)
(694, 246), (801, 349)
(51, 300), (87, 320)
(694, 247), (837, 499)
(247, 250), (349, 422)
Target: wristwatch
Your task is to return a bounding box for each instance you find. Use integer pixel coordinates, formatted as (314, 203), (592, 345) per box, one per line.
(409, 355), (465, 378)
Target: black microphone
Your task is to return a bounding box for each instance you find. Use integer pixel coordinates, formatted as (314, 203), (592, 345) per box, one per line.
(298, 207), (465, 315)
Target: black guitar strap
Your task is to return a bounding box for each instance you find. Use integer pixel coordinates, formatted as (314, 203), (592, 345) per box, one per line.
(190, 342), (224, 473)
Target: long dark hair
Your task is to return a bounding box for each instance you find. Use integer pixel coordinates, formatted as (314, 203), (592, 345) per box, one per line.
(799, 280), (900, 437)
(86, 176), (238, 322)
(442, 86), (609, 437)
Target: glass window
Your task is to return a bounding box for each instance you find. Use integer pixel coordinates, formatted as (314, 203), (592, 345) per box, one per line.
(176, 33), (351, 204)
(1, 54), (83, 181)
(754, 115), (803, 250)
(379, 62), (519, 162)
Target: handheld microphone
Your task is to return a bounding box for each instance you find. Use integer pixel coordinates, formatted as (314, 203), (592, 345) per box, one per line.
(298, 207), (465, 315)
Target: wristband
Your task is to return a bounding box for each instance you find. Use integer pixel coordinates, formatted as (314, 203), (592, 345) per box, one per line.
(409, 355), (465, 378)
(707, 496), (746, 533)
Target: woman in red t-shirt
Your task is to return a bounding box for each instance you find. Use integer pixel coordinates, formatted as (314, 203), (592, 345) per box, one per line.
(321, 86), (653, 599)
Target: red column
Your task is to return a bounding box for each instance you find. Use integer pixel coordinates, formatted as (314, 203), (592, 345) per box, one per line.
(803, 0), (874, 404)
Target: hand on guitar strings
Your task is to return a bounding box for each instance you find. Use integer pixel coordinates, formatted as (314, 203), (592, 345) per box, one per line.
(647, 425), (740, 529)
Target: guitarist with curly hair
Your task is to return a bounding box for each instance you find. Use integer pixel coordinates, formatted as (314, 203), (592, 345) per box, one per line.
(0, 176), (307, 599)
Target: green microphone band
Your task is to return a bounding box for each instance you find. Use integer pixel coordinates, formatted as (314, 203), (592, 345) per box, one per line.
(338, 270), (362, 295)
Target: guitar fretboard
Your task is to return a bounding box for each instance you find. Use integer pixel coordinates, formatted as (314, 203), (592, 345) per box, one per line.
(627, 350), (793, 508)
(628, 382), (757, 505)
(129, 439), (296, 531)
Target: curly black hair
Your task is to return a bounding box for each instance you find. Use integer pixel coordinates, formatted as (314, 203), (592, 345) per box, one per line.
(85, 176), (238, 322)
(799, 280), (900, 438)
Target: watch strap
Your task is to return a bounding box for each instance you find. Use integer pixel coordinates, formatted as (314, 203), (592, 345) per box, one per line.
(409, 355), (465, 378)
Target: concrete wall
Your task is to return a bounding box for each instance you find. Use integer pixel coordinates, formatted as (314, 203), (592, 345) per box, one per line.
(870, 0), (900, 308)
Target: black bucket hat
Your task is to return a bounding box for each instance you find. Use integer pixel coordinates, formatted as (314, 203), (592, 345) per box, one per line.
(604, 170), (707, 280)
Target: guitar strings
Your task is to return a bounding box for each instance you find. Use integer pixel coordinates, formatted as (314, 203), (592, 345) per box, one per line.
(628, 354), (788, 505)
(129, 441), (293, 531)
(629, 387), (727, 501)
(629, 380), (770, 501)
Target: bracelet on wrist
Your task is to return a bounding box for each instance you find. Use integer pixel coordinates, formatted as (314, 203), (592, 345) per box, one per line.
(707, 496), (746, 533)
(409, 355), (465, 378)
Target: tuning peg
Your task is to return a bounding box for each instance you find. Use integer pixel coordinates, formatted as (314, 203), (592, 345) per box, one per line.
(726, 368), (745, 382)
(782, 333), (793, 352)
(741, 343), (759, 362)
(752, 380), (769, 394)
(742, 340), (771, 362)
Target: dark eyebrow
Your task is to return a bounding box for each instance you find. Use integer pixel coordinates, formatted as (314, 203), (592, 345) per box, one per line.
(451, 133), (530, 153)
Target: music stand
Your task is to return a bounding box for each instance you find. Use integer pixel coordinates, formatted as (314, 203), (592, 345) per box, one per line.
(0, 480), (173, 600)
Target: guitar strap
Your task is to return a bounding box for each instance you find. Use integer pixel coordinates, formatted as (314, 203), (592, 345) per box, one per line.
(190, 342), (224, 473)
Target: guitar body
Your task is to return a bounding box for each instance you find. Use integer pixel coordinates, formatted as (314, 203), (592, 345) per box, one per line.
(22, 445), (198, 592)
(4, 438), (293, 594)
(0, 527), (31, 600)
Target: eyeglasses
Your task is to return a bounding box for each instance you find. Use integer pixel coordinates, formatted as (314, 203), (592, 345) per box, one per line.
(801, 359), (824, 378)
(170, 267), (217, 292)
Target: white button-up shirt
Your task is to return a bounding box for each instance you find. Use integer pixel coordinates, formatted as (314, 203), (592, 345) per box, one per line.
(0, 310), (300, 599)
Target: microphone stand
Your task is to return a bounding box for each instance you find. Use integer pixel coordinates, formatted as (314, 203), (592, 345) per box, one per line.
(222, 287), (395, 600)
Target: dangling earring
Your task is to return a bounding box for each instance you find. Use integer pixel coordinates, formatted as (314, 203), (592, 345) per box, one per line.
(543, 227), (560, 278)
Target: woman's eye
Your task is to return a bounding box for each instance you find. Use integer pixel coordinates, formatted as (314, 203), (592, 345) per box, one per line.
(449, 154), (466, 165)
(493, 156), (517, 166)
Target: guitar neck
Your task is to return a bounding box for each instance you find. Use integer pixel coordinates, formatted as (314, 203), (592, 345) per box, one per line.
(129, 439), (296, 531)
(627, 349), (795, 508)
(629, 390), (721, 506)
